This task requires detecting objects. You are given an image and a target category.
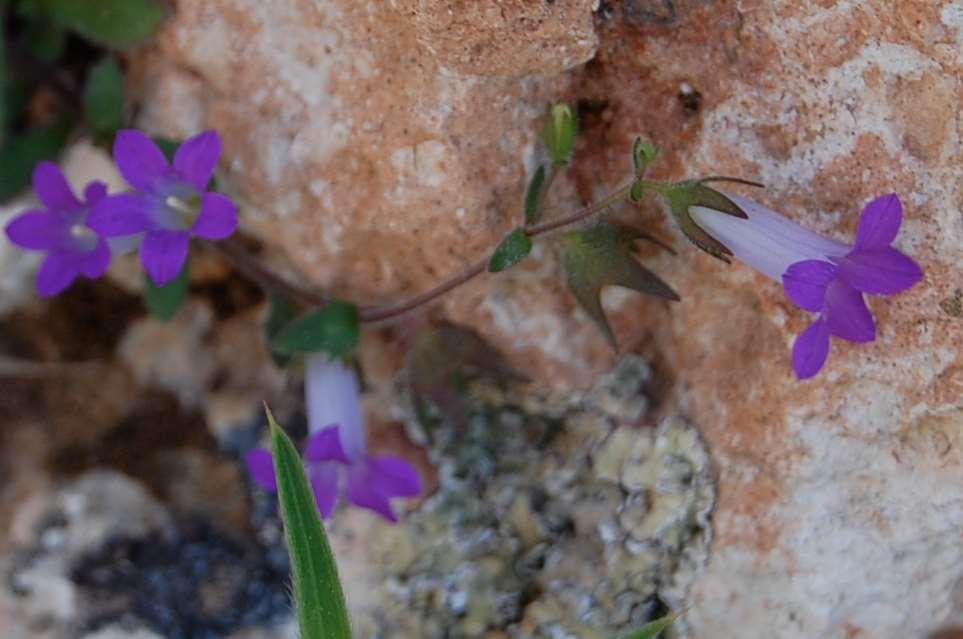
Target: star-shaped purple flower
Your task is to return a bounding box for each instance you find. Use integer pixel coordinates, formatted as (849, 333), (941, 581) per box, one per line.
(782, 194), (923, 378)
(689, 191), (923, 379)
(4, 162), (112, 297)
(87, 129), (238, 285)
(246, 356), (422, 522)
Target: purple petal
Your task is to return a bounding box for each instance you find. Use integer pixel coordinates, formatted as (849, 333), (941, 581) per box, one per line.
(365, 456), (422, 498)
(33, 162), (80, 212)
(5, 210), (65, 249)
(191, 192), (238, 240)
(114, 129), (170, 191)
(792, 318), (830, 379)
(838, 247), (923, 295)
(346, 470), (397, 522)
(140, 229), (190, 285)
(823, 280), (875, 342)
(36, 252), (80, 297)
(83, 181), (108, 205)
(854, 194), (902, 249)
(173, 130), (222, 191)
(782, 260), (837, 312)
(245, 448), (277, 491)
(78, 238), (111, 279)
(309, 464), (340, 519)
(87, 194), (153, 236)
(305, 425), (351, 464)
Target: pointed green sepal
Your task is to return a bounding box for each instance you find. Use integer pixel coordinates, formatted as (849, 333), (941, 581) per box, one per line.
(272, 301), (360, 357)
(488, 228), (532, 272)
(267, 405), (352, 639)
(621, 612), (680, 639)
(632, 137), (660, 176)
(543, 103), (577, 168)
(144, 258), (189, 321)
(524, 165), (546, 225)
(660, 179), (751, 262)
(562, 222), (679, 349)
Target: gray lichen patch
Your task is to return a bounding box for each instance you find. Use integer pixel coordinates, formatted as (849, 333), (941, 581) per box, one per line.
(343, 356), (716, 638)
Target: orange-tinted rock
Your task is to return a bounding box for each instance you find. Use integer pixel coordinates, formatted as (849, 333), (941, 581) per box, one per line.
(132, 1), (963, 637)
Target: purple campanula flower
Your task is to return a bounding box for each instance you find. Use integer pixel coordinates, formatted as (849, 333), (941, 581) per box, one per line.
(689, 193), (923, 379)
(87, 129), (238, 285)
(4, 162), (112, 297)
(246, 355), (422, 522)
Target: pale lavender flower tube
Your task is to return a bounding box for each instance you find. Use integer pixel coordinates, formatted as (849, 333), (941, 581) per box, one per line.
(689, 193), (923, 379)
(247, 356), (421, 522)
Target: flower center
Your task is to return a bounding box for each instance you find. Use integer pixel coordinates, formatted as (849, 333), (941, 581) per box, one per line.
(69, 223), (95, 240)
(164, 194), (202, 228)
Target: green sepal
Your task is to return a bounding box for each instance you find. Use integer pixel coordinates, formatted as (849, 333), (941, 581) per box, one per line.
(562, 221), (678, 349)
(144, 259), (189, 321)
(660, 180), (749, 262)
(488, 228), (532, 272)
(39, 0), (165, 49)
(524, 164), (546, 225)
(543, 103), (577, 168)
(271, 301), (360, 358)
(83, 57), (125, 144)
(266, 406), (352, 639)
(632, 137), (660, 177)
(621, 612), (680, 639)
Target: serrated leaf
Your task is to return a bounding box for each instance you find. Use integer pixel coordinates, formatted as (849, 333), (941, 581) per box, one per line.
(267, 406), (351, 639)
(407, 321), (523, 431)
(40, 0), (165, 48)
(0, 119), (71, 202)
(661, 180), (748, 262)
(265, 291), (298, 367)
(488, 228), (532, 272)
(524, 165), (546, 225)
(621, 612), (679, 639)
(562, 222), (678, 348)
(83, 57), (125, 142)
(543, 103), (577, 167)
(144, 258), (189, 321)
(272, 301), (359, 357)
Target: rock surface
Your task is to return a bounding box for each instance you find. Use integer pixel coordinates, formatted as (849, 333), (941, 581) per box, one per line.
(4, 0), (958, 638)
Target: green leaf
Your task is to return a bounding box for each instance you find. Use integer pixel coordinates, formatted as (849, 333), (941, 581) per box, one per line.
(265, 292), (298, 367)
(524, 165), (546, 225)
(621, 612), (679, 639)
(0, 119), (71, 202)
(543, 103), (577, 167)
(632, 137), (660, 177)
(562, 221), (678, 349)
(83, 57), (125, 143)
(0, 3), (8, 138)
(488, 228), (532, 272)
(267, 406), (352, 639)
(153, 136), (179, 160)
(272, 301), (360, 357)
(40, 0), (165, 48)
(660, 180), (748, 263)
(144, 259), (189, 321)
(22, 16), (66, 63)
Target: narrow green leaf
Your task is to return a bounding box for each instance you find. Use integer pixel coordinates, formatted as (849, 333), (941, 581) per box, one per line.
(524, 165), (546, 225)
(272, 301), (359, 357)
(83, 57), (125, 142)
(562, 222), (678, 349)
(621, 612), (679, 639)
(267, 406), (352, 639)
(0, 119), (71, 202)
(488, 228), (532, 272)
(41, 0), (165, 48)
(144, 259), (189, 321)
(543, 103), (577, 167)
(265, 292), (298, 367)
